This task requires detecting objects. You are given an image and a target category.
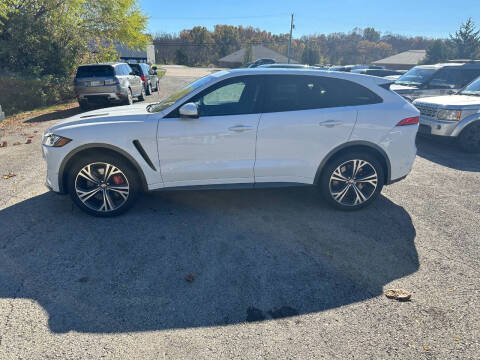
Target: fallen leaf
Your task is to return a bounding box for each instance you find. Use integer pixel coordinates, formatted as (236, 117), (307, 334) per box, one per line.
(33, 130), (38, 133)
(423, 345), (430, 351)
(454, 337), (460, 342)
(185, 273), (195, 282)
(13, 142), (21, 146)
(385, 288), (411, 301)
(447, 289), (453, 292)
(2, 173), (16, 179)
(25, 139), (32, 144)
(28, 135), (35, 139)
(0, 141), (7, 148)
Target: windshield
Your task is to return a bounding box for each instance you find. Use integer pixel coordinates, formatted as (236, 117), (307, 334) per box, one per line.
(147, 74), (218, 113)
(395, 67), (437, 86)
(76, 65), (114, 78)
(459, 77), (480, 96)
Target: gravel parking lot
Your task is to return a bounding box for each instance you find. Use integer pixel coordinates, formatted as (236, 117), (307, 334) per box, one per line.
(0, 66), (479, 359)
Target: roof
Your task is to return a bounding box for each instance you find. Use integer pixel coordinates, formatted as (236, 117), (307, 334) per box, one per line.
(115, 42), (147, 59)
(373, 50), (426, 66)
(218, 45), (298, 64)
(78, 62), (123, 67)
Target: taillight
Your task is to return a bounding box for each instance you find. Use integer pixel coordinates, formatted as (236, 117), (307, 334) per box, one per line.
(140, 74), (146, 83)
(396, 116), (419, 126)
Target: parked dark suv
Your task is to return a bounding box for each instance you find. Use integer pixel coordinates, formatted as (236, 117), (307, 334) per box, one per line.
(128, 63), (160, 95)
(391, 62), (480, 101)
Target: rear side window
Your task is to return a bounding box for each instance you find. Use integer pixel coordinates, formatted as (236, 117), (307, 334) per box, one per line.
(76, 65), (114, 78)
(263, 75), (382, 113)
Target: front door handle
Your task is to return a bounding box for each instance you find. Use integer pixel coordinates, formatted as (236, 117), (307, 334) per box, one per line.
(319, 120), (343, 127)
(229, 125), (253, 132)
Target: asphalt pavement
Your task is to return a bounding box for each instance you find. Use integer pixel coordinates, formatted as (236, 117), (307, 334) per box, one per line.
(0, 66), (479, 359)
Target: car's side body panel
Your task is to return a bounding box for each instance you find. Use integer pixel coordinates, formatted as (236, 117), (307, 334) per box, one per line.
(255, 107), (357, 184)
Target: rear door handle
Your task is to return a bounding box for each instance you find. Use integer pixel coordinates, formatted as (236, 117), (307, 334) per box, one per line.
(229, 125), (253, 132)
(319, 120), (343, 127)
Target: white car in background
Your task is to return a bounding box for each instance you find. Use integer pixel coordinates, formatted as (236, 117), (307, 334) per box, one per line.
(43, 69), (419, 216)
(414, 76), (480, 152)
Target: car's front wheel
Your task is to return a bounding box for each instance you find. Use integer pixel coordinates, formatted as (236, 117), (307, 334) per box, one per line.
(319, 152), (384, 211)
(458, 122), (480, 153)
(68, 155), (140, 216)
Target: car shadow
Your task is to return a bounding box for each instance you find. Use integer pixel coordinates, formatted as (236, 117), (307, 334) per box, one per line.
(24, 106), (84, 124)
(416, 135), (480, 172)
(0, 187), (418, 333)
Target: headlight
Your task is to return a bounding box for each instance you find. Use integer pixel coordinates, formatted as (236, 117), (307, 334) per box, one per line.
(437, 109), (462, 121)
(42, 133), (72, 147)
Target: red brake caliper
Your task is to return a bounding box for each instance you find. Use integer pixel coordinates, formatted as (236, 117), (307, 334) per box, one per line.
(112, 175), (124, 185)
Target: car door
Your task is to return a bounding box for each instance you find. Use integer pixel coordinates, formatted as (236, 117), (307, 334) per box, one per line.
(126, 64), (142, 95)
(157, 76), (262, 186)
(255, 75), (370, 184)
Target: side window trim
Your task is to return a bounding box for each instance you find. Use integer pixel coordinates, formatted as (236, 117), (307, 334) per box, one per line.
(164, 76), (264, 118)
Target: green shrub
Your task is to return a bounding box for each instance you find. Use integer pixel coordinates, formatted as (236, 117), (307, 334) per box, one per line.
(0, 75), (74, 116)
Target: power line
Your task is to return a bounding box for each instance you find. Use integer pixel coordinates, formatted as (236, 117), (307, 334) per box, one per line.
(149, 14), (289, 20)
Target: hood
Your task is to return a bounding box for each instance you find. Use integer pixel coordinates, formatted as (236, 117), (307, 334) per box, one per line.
(47, 104), (151, 133)
(390, 83), (418, 92)
(414, 95), (480, 109)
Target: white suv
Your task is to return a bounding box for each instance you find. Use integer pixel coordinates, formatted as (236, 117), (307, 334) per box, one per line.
(43, 69), (419, 216)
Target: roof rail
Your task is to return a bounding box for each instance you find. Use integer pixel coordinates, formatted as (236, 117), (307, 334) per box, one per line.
(446, 59), (480, 63)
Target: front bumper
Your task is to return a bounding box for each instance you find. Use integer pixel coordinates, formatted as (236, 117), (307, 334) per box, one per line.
(418, 116), (458, 137)
(42, 144), (69, 193)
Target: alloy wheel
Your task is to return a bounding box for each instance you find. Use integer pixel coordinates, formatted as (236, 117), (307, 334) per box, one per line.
(329, 159), (378, 206)
(75, 162), (130, 212)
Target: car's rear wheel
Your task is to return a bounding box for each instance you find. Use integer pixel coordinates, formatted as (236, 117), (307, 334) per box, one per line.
(319, 152), (384, 211)
(68, 155), (140, 217)
(125, 88), (133, 105)
(458, 122), (480, 153)
(138, 86), (146, 101)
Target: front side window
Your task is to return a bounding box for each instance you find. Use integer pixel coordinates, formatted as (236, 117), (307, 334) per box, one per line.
(263, 75), (382, 113)
(188, 77), (260, 117)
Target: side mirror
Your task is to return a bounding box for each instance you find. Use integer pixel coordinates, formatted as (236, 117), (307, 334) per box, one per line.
(179, 103), (199, 118)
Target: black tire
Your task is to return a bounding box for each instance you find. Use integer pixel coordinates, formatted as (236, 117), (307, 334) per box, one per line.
(138, 86), (146, 101)
(146, 83), (152, 95)
(67, 154), (141, 217)
(124, 88), (133, 105)
(458, 122), (480, 153)
(79, 101), (89, 111)
(319, 152), (384, 211)
(154, 80), (159, 92)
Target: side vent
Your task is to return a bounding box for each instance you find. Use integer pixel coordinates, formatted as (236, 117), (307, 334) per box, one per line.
(132, 140), (156, 171)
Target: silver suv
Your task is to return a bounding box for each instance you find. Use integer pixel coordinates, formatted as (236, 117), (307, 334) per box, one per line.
(74, 63), (145, 110)
(413, 76), (480, 152)
(391, 62), (480, 102)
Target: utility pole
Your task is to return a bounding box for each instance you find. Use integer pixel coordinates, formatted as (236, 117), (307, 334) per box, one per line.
(287, 13), (294, 64)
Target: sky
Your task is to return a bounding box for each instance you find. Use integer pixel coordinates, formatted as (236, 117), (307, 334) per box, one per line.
(140, 0), (480, 39)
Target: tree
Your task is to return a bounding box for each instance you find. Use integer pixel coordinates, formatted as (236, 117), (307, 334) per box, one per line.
(0, 0), (148, 78)
(363, 27), (380, 43)
(301, 43), (320, 65)
(243, 42), (253, 65)
(175, 49), (188, 65)
(423, 39), (450, 64)
(450, 18), (480, 59)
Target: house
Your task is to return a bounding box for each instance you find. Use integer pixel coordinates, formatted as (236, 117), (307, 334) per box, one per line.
(372, 50), (426, 70)
(115, 43), (156, 64)
(218, 45), (298, 68)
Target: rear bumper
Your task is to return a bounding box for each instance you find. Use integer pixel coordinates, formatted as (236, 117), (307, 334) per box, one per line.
(419, 116), (458, 137)
(77, 92), (125, 103)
